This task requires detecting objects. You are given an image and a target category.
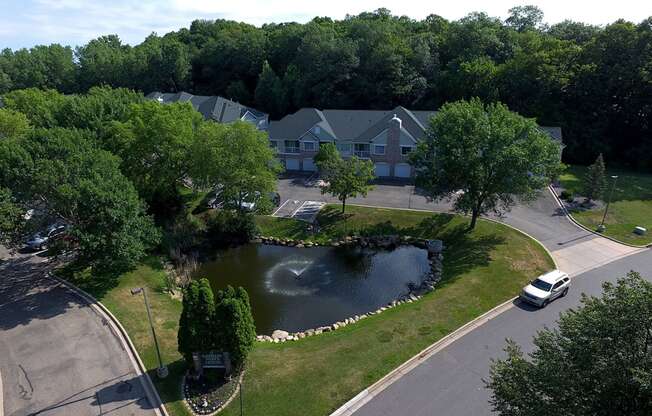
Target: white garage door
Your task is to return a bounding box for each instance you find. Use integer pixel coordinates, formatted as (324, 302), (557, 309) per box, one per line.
(303, 158), (316, 171)
(394, 163), (411, 178)
(285, 158), (300, 171)
(374, 162), (390, 177)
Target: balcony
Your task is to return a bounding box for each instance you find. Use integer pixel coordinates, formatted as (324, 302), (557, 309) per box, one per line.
(284, 147), (301, 154)
(354, 150), (370, 158)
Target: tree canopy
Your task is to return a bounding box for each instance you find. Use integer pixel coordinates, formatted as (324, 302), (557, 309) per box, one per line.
(411, 98), (563, 229)
(319, 155), (376, 213)
(488, 271), (652, 416)
(1, 8), (650, 170)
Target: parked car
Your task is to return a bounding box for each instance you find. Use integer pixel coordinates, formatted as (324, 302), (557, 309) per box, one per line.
(239, 192), (281, 212)
(25, 224), (68, 251)
(520, 270), (570, 307)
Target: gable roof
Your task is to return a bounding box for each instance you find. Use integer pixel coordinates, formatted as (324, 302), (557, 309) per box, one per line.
(146, 91), (268, 126)
(269, 106), (563, 146)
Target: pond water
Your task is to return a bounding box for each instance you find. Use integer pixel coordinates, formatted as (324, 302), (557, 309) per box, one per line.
(194, 244), (430, 334)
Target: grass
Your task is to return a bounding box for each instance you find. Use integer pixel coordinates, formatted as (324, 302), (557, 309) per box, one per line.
(559, 165), (652, 245)
(65, 205), (554, 416)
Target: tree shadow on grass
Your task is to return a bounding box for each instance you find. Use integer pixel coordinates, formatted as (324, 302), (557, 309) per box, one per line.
(436, 224), (506, 285)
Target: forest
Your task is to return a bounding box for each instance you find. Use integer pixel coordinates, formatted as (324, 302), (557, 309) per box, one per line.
(1, 6), (650, 169)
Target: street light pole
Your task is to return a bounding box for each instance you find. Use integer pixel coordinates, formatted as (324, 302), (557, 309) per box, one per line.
(131, 287), (168, 378)
(599, 175), (618, 231)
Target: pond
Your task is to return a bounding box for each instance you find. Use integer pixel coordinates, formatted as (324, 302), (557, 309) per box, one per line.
(194, 244), (430, 334)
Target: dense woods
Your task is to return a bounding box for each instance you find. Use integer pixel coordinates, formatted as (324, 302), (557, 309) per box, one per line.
(1, 7), (650, 169)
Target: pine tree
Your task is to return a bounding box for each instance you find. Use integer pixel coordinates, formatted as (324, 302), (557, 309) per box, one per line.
(584, 153), (607, 202)
(254, 60), (286, 117)
(178, 279), (215, 364)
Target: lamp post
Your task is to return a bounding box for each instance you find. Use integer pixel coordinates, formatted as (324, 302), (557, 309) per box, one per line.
(131, 287), (168, 378)
(598, 175), (618, 232)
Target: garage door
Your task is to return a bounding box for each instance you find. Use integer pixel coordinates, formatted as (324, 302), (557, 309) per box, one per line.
(285, 158), (300, 171)
(394, 163), (411, 178)
(374, 162), (390, 177)
(303, 158), (316, 171)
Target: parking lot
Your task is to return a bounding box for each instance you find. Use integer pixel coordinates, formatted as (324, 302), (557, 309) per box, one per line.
(274, 173), (454, 221)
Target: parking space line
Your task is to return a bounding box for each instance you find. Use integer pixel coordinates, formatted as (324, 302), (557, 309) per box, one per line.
(272, 199), (291, 217)
(291, 200), (308, 218)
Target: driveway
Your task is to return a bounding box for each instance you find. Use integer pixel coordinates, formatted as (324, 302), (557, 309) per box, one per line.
(351, 248), (652, 416)
(277, 175), (642, 276)
(0, 251), (156, 416)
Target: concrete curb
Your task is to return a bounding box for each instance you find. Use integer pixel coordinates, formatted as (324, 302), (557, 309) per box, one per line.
(330, 296), (519, 416)
(548, 186), (651, 249)
(0, 368), (4, 416)
(46, 273), (168, 416)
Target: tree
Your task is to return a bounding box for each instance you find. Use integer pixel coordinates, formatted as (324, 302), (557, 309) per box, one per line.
(411, 98), (563, 229)
(505, 5), (545, 32)
(178, 278), (216, 364)
(178, 282), (256, 369)
(215, 286), (256, 367)
(583, 153), (607, 202)
(109, 101), (203, 214)
(254, 60), (287, 117)
(320, 156), (375, 213)
(313, 142), (341, 176)
(0, 108), (30, 139)
(488, 271), (652, 416)
(0, 187), (24, 245)
(0, 127), (160, 272)
(1, 88), (66, 128)
(190, 121), (280, 214)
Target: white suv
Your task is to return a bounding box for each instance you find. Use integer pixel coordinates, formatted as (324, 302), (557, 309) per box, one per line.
(520, 270), (570, 308)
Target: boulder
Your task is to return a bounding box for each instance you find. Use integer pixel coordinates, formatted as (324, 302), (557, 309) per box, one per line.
(271, 330), (289, 340)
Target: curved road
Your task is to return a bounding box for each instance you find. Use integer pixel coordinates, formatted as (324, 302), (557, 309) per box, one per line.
(0, 251), (157, 416)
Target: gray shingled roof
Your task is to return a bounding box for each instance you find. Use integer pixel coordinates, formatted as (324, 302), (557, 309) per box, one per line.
(269, 107), (563, 146)
(146, 91), (268, 125)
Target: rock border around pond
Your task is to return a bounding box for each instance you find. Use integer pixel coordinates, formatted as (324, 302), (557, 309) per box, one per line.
(250, 235), (444, 343)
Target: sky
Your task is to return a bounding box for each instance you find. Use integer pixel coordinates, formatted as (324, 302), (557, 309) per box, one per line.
(1, 0), (651, 50)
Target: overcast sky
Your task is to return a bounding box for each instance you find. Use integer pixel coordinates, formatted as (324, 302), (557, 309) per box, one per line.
(1, 0), (651, 50)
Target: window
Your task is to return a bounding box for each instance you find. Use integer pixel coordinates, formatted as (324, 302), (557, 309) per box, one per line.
(552, 281), (564, 290)
(354, 143), (370, 158)
(337, 143), (352, 153)
(303, 141), (316, 151)
(373, 145), (386, 155)
(284, 140), (300, 153)
(531, 279), (552, 291)
(401, 146), (414, 156)
(270, 140), (278, 149)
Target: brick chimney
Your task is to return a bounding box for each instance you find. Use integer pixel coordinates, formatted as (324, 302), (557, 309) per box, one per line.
(387, 114), (402, 175)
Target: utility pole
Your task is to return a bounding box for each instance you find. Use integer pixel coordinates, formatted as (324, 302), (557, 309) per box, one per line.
(131, 287), (168, 378)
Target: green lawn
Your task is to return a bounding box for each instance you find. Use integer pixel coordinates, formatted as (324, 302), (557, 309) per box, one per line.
(67, 205), (554, 416)
(559, 165), (652, 245)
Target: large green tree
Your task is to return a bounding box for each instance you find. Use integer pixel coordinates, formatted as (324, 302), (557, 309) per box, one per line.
(411, 98), (563, 229)
(0, 127), (159, 271)
(109, 101), (202, 213)
(190, 121), (280, 214)
(254, 60), (287, 117)
(488, 271), (652, 416)
(178, 278), (217, 364)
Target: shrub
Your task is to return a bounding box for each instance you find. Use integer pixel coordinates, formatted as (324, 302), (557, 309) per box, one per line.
(560, 190), (574, 202)
(207, 210), (258, 246)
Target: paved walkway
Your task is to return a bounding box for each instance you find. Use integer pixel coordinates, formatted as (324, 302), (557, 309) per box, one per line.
(0, 251), (157, 416)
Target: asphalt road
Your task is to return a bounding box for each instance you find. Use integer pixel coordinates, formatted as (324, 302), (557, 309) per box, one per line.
(0, 252), (156, 416)
(353, 248), (652, 416)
